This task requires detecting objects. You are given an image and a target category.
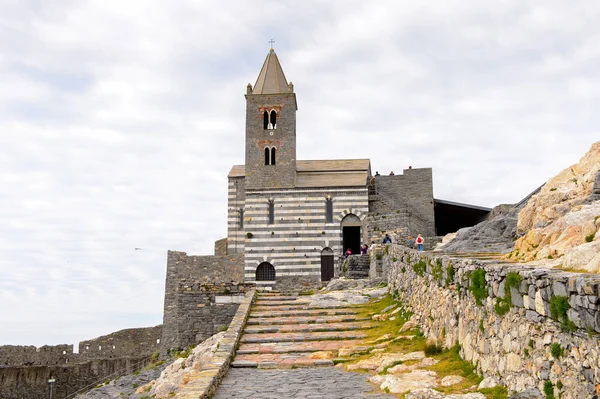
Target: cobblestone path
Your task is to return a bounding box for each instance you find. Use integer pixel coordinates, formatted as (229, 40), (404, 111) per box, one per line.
(213, 368), (394, 398)
(214, 291), (394, 398)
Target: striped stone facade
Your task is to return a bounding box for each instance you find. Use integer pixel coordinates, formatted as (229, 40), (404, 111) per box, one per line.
(227, 183), (369, 286)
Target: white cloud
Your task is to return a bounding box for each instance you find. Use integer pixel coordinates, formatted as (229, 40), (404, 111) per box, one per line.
(0, 0), (598, 346)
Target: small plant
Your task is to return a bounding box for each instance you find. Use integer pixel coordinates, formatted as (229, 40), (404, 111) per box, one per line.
(469, 269), (488, 306)
(384, 245), (389, 254)
(479, 320), (484, 332)
(585, 233), (595, 243)
(406, 253), (411, 263)
(445, 264), (455, 286)
(217, 324), (229, 332)
(223, 287), (231, 294)
(556, 380), (563, 391)
(543, 380), (555, 399)
(547, 254), (553, 259)
(246, 232), (253, 239)
(376, 254), (382, 260)
(392, 257), (397, 262)
(413, 260), (427, 277)
(432, 258), (443, 282)
(424, 342), (443, 356)
(524, 348), (529, 357)
(528, 339), (534, 348)
(550, 187), (557, 191)
(401, 266), (406, 273)
(549, 296), (576, 331)
(550, 343), (563, 359)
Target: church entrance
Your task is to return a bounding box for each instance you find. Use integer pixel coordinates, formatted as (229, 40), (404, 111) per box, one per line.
(341, 214), (361, 256)
(320, 248), (334, 281)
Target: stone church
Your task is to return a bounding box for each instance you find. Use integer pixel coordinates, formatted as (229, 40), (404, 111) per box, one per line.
(222, 48), (488, 289)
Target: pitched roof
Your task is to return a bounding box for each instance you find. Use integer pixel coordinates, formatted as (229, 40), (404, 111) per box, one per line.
(297, 159), (370, 172)
(252, 49), (290, 95)
(228, 165), (245, 178)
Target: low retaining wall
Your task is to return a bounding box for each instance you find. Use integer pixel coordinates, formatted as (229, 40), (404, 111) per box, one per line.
(173, 290), (255, 399)
(384, 245), (600, 398)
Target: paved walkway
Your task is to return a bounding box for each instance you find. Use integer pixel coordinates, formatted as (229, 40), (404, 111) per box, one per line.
(213, 368), (394, 399)
(213, 291), (394, 398)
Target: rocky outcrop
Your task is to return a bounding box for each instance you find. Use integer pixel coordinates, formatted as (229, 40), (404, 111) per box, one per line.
(510, 142), (600, 272)
(436, 203), (520, 254)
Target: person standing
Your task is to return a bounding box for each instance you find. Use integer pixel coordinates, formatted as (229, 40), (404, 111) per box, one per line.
(382, 234), (392, 244)
(360, 244), (368, 254)
(416, 234), (424, 251)
(406, 235), (415, 249)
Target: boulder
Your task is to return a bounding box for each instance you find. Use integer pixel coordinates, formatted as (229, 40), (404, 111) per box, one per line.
(508, 388), (544, 399)
(370, 370), (438, 394)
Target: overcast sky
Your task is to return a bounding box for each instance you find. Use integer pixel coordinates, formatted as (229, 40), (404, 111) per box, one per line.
(1, 0), (598, 347)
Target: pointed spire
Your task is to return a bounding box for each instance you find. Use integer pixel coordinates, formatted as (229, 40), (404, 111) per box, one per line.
(252, 49), (291, 95)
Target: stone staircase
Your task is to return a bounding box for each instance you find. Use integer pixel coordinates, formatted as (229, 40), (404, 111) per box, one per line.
(231, 291), (372, 369)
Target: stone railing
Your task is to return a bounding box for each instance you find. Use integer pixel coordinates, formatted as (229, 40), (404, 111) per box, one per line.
(173, 290), (255, 399)
(383, 245), (600, 398)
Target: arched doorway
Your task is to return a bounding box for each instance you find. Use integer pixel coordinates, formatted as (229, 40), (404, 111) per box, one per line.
(256, 262), (275, 281)
(341, 214), (361, 256)
(321, 248), (334, 282)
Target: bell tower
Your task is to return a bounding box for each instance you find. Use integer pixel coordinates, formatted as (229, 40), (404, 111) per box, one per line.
(244, 48), (297, 189)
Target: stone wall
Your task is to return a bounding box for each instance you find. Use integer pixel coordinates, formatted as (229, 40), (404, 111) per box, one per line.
(345, 254), (370, 279)
(0, 357), (150, 399)
(364, 212), (409, 244)
(161, 250), (248, 354)
(274, 276), (321, 292)
(78, 326), (162, 359)
(383, 245), (600, 398)
(369, 168), (436, 237)
(0, 344), (75, 366)
(214, 238), (228, 256)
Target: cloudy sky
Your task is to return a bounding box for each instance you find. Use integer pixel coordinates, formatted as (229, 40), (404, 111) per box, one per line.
(1, 0), (598, 347)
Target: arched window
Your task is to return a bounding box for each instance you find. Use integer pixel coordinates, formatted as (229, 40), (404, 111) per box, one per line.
(270, 110), (277, 129)
(263, 111), (269, 129)
(325, 196), (333, 223)
(271, 147), (276, 165)
(256, 262), (275, 281)
(268, 199), (275, 224)
(264, 147), (270, 165)
(239, 208), (244, 228)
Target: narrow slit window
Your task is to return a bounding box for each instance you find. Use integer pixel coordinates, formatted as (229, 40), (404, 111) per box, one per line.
(268, 200), (275, 224)
(271, 147), (276, 165)
(239, 208), (244, 228)
(270, 110), (277, 129)
(263, 111), (269, 129)
(264, 147), (270, 165)
(325, 198), (333, 223)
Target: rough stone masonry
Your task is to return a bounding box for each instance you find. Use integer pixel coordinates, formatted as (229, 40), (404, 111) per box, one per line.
(383, 245), (600, 398)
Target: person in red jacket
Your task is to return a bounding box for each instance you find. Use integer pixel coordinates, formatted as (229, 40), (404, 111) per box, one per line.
(416, 234), (424, 251)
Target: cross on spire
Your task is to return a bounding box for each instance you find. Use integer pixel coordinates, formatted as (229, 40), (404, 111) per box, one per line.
(269, 39), (275, 49)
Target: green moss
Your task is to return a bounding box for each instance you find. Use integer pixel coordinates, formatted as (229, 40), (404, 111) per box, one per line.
(445, 264), (455, 286)
(550, 343), (563, 359)
(585, 233), (595, 243)
(469, 269), (488, 306)
(549, 296), (576, 331)
(432, 258), (443, 282)
(543, 380), (555, 399)
(413, 260), (427, 277)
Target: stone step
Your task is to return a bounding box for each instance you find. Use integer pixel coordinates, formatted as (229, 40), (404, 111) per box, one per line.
(236, 339), (366, 354)
(254, 300), (310, 307)
(240, 330), (367, 343)
(255, 296), (300, 301)
(231, 353), (334, 369)
(250, 308), (357, 318)
(246, 315), (370, 325)
(243, 321), (372, 334)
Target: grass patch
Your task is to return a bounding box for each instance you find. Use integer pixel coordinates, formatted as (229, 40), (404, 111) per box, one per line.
(479, 386), (509, 399)
(299, 289), (315, 296)
(413, 260), (427, 277)
(549, 296), (576, 331)
(425, 344), (483, 393)
(550, 343), (563, 359)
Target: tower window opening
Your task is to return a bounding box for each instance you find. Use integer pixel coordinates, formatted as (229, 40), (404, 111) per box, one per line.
(263, 111), (269, 129)
(239, 208), (244, 228)
(270, 110), (277, 129)
(264, 147), (270, 165)
(325, 197), (333, 223)
(271, 147), (276, 165)
(268, 199), (275, 224)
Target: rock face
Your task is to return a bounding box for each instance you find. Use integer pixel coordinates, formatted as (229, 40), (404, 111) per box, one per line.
(511, 142), (600, 272)
(437, 203), (520, 254)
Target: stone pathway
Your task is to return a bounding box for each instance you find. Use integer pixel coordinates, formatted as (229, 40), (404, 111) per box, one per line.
(213, 291), (394, 398)
(231, 292), (373, 368)
(213, 368), (394, 399)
